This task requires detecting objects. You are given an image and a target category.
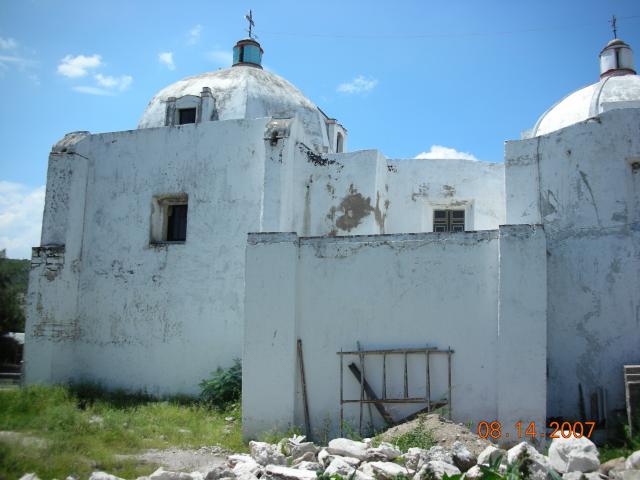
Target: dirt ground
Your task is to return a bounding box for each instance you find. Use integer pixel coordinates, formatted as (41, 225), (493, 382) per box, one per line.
(378, 413), (492, 456)
(115, 446), (228, 473)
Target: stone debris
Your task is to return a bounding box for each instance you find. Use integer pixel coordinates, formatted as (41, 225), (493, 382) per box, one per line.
(88, 473), (127, 480)
(22, 423), (640, 480)
(327, 438), (369, 460)
(367, 461), (410, 479)
(549, 435), (600, 473)
(414, 460), (461, 480)
(476, 445), (507, 466)
(506, 442), (551, 480)
(451, 441), (476, 472)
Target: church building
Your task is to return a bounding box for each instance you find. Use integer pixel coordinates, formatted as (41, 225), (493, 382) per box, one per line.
(24, 32), (640, 441)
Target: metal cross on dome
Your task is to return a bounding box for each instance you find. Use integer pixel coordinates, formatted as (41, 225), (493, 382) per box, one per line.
(610, 15), (618, 39)
(245, 10), (256, 39)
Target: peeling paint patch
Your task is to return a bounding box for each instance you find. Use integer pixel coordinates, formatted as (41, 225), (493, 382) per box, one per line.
(442, 185), (456, 197)
(298, 142), (343, 171)
(334, 185), (374, 232)
(578, 170), (601, 226)
(541, 190), (558, 217)
(373, 192), (389, 234)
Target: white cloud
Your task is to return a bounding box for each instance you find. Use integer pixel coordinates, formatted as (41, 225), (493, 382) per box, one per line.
(0, 181), (45, 259)
(414, 145), (479, 161)
(207, 49), (233, 66)
(0, 54), (35, 69)
(337, 75), (378, 94)
(95, 73), (132, 91)
(73, 74), (132, 96)
(158, 51), (175, 70)
(0, 37), (18, 50)
(187, 24), (203, 45)
(72, 85), (113, 96)
(57, 54), (102, 78)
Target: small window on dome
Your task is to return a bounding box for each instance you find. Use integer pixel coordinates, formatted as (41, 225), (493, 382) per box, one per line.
(178, 108), (196, 125)
(336, 132), (344, 153)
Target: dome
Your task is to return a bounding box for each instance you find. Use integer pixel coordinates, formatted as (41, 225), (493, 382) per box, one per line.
(527, 38), (640, 138)
(138, 39), (332, 149)
(530, 75), (640, 137)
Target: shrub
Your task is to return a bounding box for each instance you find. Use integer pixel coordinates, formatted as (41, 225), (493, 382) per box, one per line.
(383, 418), (434, 453)
(199, 359), (242, 409)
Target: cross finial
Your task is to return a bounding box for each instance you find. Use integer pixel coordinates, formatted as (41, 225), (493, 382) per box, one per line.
(245, 10), (256, 39)
(610, 15), (618, 39)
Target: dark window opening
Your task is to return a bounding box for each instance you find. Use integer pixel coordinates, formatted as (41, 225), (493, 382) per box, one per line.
(178, 108), (197, 125)
(166, 204), (188, 242)
(433, 209), (465, 232)
(336, 132), (344, 153)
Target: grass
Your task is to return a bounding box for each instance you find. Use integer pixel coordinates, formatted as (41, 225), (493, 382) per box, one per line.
(374, 417), (435, 453)
(0, 384), (246, 480)
(599, 426), (640, 463)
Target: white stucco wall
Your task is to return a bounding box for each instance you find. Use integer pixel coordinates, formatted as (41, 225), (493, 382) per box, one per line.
(243, 226), (547, 441)
(506, 108), (640, 423)
(25, 118), (272, 394)
(285, 146), (505, 237)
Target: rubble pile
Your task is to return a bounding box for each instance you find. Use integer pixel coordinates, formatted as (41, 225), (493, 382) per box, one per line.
(18, 430), (640, 480)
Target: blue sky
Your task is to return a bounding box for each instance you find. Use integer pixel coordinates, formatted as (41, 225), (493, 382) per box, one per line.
(1, 0), (639, 258)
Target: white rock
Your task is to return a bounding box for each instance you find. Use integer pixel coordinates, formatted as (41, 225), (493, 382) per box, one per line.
(263, 465), (317, 480)
(205, 466), (235, 480)
(227, 454), (255, 468)
(89, 473), (126, 480)
(601, 457), (627, 476)
(250, 441), (287, 466)
(402, 448), (428, 471)
(320, 453), (361, 469)
(366, 443), (402, 462)
(368, 461), (410, 479)
(424, 446), (454, 465)
(562, 473), (584, 480)
(359, 462), (376, 477)
(451, 441), (476, 472)
(477, 445), (506, 466)
(327, 438), (369, 460)
(325, 457), (357, 476)
(414, 460), (461, 480)
(19, 475), (41, 480)
(549, 436), (600, 473)
(233, 459), (262, 478)
(149, 469), (201, 480)
(507, 442), (551, 480)
(290, 442), (318, 461)
(292, 452), (317, 466)
(613, 472), (640, 480)
(293, 461), (322, 471)
(627, 451), (640, 470)
(462, 465), (482, 479)
(562, 473), (602, 480)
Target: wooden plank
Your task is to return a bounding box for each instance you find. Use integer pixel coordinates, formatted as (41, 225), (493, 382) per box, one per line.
(347, 363), (395, 425)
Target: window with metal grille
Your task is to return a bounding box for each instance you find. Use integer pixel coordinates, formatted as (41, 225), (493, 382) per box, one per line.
(178, 108), (196, 125)
(166, 204), (188, 241)
(433, 209), (465, 232)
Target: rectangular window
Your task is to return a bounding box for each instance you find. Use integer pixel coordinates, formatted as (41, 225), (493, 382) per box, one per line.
(166, 204), (188, 241)
(433, 209), (465, 232)
(150, 194), (188, 244)
(178, 108), (196, 125)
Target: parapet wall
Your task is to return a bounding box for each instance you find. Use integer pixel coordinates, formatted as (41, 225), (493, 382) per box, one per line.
(243, 225), (547, 441)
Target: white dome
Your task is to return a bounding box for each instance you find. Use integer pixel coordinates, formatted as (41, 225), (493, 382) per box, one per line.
(138, 66), (329, 147)
(529, 74), (640, 137)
